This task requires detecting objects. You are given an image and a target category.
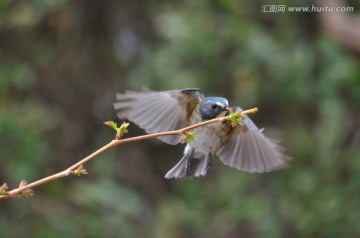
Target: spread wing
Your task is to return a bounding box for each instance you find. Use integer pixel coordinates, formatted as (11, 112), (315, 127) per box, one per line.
(216, 106), (291, 173)
(114, 88), (204, 144)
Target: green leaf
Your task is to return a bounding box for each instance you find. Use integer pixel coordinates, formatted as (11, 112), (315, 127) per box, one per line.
(0, 183), (8, 195)
(73, 165), (88, 176)
(227, 111), (243, 127)
(104, 121), (130, 139)
(117, 122), (129, 137)
(182, 131), (198, 143)
(18, 180), (34, 197)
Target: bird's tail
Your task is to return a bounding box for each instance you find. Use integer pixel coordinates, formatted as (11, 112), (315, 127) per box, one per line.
(164, 147), (211, 179)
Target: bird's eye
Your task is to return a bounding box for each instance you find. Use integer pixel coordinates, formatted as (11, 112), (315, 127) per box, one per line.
(211, 104), (217, 110)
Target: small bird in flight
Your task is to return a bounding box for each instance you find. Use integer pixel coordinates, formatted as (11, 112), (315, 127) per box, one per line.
(114, 88), (290, 179)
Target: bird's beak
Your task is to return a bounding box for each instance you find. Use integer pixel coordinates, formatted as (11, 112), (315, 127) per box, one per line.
(224, 107), (233, 116)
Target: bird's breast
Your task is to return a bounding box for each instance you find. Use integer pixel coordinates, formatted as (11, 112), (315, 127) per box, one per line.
(188, 111), (230, 155)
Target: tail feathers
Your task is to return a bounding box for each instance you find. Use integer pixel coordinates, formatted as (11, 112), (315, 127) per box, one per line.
(165, 150), (211, 179)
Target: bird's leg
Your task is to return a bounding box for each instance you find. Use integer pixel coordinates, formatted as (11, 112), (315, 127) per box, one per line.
(204, 154), (212, 175)
(184, 148), (194, 176)
(185, 158), (192, 176)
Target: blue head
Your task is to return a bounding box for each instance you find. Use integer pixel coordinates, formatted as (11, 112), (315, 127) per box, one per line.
(199, 97), (229, 120)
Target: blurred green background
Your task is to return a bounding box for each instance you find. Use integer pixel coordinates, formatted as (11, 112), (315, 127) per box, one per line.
(1, 0), (360, 237)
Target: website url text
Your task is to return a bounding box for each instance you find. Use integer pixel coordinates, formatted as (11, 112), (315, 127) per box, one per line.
(261, 5), (354, 13)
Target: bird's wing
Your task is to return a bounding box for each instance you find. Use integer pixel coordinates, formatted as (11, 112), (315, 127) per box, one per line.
(216, 106), (291, 173)
(114, 88), (204, 145)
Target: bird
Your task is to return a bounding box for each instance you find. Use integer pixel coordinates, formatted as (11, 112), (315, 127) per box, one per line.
(114, 88), (290, 179)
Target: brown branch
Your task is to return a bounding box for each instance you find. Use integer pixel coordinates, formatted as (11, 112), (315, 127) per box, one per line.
(0, 107), (258, 200)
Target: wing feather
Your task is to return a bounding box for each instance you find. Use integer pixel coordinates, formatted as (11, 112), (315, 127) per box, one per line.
(114, 88), (204, 145)
(216, 107), (290, 173)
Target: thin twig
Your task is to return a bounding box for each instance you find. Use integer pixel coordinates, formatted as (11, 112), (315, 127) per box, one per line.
(0, 108), (257, 200)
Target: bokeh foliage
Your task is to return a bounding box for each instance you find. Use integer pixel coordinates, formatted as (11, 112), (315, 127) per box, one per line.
(1, 0), (360, 237)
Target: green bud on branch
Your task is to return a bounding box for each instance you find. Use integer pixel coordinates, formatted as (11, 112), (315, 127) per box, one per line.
(104, 121), (130, 139)
(72, 165), (88, 176)
(227, 107), (258, 127)
(227, 111), (243, 127)
(0, 183), (8, 195)
(181, 131), (198, 143)
(18, 180), (34, 197)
